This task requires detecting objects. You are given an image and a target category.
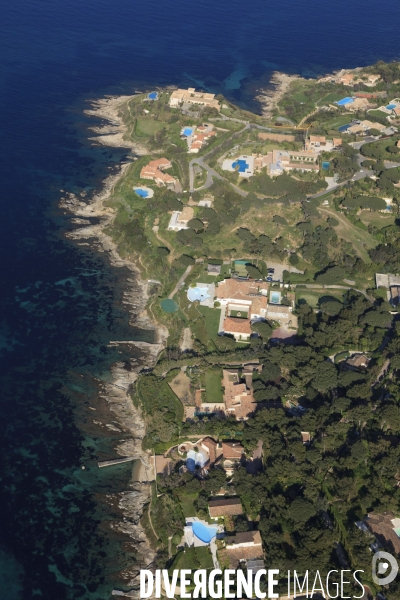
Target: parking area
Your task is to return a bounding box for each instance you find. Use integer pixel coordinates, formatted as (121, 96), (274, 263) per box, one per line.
(266, 262), (304, 282)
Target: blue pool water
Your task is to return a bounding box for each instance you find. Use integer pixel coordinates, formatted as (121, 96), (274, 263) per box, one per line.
(192, 522), (217, 543)
(187, 287), (210, 302)
(386, 104), (396, 109)
(134, 188), (149, 197)
(338, 124), (351, 132)
(271, 292), (280, 303)
(183, 127), (193, 136)
(337, 97), (354, 105)
(322, 161), (330, 170)
(148, 91), (158, 99)
(232, 159), (249, 172)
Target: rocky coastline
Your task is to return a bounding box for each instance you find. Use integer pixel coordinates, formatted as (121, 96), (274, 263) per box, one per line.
(59, 94), (168, 590)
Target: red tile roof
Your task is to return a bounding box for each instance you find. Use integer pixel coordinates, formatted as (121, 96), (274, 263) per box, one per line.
(201, 437), (218, 464)
(222, 441), (244, 459)
(208, 497), (243, 517)
(227, 530), (262, 546)
(223, 317), (251, 335)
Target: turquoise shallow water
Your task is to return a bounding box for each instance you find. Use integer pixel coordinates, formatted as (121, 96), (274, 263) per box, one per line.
(1, 0), (400, 597)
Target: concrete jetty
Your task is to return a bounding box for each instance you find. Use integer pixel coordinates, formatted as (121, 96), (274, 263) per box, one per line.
(97, 456), (137, 468)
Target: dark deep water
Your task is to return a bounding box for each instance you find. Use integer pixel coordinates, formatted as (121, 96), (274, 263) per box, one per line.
(1, 0), (400, 597)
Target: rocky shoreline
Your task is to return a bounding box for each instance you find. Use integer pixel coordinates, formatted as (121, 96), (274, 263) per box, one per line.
(59, 94), (168, 589)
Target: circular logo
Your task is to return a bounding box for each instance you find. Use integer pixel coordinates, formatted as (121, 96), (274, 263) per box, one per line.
(372, 551), (399, 585)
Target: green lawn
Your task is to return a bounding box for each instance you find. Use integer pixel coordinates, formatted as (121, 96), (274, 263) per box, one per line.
(296, 290), (344, 308)
(203, 368), (224, 403)
(135, 118), (168, 137)
(178, 493), (198, 518)
(197, 306), (221, 341)
(318, 92), (345, 105)
(295, 291), (320, 308)
(368, 109), (390, 120)
(359, 210), (395, 228)
(229, 309), (248, 318)
(169, 546), (213, 575)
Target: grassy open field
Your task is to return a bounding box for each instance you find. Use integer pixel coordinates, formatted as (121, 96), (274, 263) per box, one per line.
(203, 368), (224, 403)
(135, 118), (167, 136)
(318, 207), (378, 262)
(359, 210), (396, 228)
(295, 290), (344, 308)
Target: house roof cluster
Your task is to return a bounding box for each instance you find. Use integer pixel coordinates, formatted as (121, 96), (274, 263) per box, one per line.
(226, 530), (262, 548)
(178, 206), (194, 223)
(345, 353), (371, 370)
(188, 125), (216, 153)
(169, 88), (220, 110)
(140, 158), (177, 186)
(222, 441), (245, 460)
(305, 136), (342, 153)
(222, 369), (257, 420)
(208, 497), (243, 518)
(223, 316), (252, 336)
(201, 437), (218, 464)
(319, 70), (381, 87)
(216, 279), (269, 339)
(225, 530), (263, 566)
(216, 278), (263, 301)
(390, 286), (400, 305)
(365, 512), (400, 555)
(207, 263), (221, 275)
(268, 149), (319, 175)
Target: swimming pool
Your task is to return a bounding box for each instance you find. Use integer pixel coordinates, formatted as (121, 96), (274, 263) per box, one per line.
(271, 291), (281, 303)
(337, 97), (353, 106)
(148, 91), (158, 100)
(187, 287), (210, 302)
(322, 161), (330, 170)
(232, 159), (249, 173)
(133, 186), (154, 198)
(192, 522), (217, 543)
(386, 104), (396, 110)
(183, 127), (193, 136)
(134, 188), (149, 198)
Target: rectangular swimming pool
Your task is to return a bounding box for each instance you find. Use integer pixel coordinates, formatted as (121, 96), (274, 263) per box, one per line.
(271, 291), (281, 303)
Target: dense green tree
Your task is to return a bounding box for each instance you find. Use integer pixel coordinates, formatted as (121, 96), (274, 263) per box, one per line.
(187, 218), (204, 233)
(312, 361), (338, 393)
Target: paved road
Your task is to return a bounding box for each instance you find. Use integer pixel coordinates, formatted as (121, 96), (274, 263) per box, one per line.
(189, 156), (225, 192)
(189, 123), (250, 193)
(168, 265), (193, 299)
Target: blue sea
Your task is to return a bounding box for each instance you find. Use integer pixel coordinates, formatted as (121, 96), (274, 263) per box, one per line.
(1, 0), (400, 597)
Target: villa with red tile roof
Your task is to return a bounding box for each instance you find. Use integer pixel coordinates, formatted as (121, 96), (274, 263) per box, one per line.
(169, 88), (220, 110)
(225, 530), (263, 567)
(216, 279), (268, 342)
(140, 158), (178, 188)
(222, 369), (257, 420)
(208, 497), (243, 519)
